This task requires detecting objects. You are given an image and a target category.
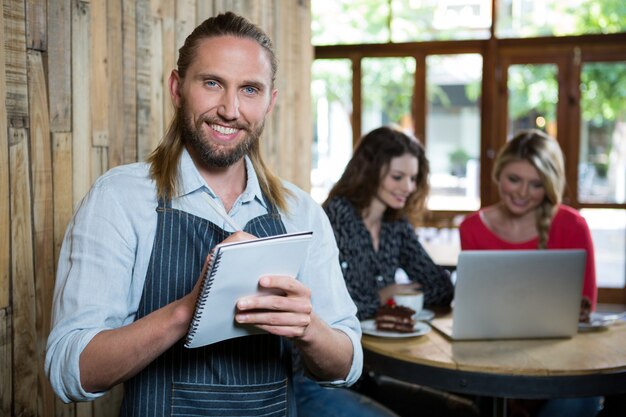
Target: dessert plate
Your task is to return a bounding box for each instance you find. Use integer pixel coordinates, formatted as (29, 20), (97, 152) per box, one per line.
(360, 319), (431, 338)
(578, 311), (626, 331)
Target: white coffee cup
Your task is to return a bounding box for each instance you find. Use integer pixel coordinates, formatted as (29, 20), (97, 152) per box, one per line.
(394, 291), (424, 317)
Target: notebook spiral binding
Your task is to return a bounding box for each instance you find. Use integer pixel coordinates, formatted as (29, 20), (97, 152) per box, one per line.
(184, 250), (222, 348)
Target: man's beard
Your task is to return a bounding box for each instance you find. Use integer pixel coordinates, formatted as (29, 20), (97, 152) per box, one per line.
(181, 113), (264, 168)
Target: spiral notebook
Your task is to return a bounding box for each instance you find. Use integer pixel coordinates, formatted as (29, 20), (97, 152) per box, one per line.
(185, 231), (313, 348)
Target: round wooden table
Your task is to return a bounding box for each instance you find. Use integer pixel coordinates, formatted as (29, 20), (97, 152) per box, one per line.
(362, 315), (626, 414)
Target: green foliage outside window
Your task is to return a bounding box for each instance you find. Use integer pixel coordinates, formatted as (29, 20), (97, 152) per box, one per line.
(313, 0), (625, 132)
(362, 58), (415, 125)
(508, 65), (558, 123)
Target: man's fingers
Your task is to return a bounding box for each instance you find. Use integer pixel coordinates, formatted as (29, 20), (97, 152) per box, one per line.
(237, 294), (312, 314)
(252, 324), (309, 338)
(223, 230), (257, 244)
(258, 275), (311, 297)
(234, 274), (314, 340)
(236, 311), (310, 326)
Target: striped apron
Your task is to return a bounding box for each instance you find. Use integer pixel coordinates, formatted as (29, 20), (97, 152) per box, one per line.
(120, 196), (294, 416)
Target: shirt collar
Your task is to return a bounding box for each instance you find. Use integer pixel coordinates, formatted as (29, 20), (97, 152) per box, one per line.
(176, 147), (266, 209)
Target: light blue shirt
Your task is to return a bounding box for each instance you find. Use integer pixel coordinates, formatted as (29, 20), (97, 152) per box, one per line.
(45, 149), (362, 403)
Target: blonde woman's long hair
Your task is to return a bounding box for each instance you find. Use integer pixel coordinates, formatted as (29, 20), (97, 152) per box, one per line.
(492, 129), (566, 249)
(147, 12), (290, 212)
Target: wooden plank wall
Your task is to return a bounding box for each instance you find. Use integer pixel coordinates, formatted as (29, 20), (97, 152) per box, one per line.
(1, 1), (312, 416)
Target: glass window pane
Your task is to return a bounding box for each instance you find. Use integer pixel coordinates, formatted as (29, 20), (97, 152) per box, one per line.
(581, 209), (626, 289)
(426, 54), (482, 211)
(507, 64), (558, 137)
(311, 59), (353, 203)
(497, 0), (626, 38)
(578, 61), (626, 204)
(312, 0), (390, 45)
(312, 0), (495, 45)
(392, 0), (491, 41)
(361, 58), (416, 134)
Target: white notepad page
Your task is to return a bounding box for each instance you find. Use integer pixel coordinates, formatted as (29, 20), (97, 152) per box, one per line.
(185, 231), (313, 348)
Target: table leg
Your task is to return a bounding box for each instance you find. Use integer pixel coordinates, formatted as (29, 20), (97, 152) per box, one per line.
(492, 397), (507, 417)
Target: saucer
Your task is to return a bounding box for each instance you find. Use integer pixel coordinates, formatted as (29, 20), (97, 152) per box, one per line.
(416, 309), (435, 322)
(360, 319), (431, 338)
(578, 311), (625, 331)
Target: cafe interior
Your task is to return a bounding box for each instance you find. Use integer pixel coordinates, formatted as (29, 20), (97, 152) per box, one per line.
(310, 2), (626, 416)
(1, 0), (625, 416)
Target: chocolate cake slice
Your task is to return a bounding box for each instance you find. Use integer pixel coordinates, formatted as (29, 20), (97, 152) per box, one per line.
(375, 303), (416, 333)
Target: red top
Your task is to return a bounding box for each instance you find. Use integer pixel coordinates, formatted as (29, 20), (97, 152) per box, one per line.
(459, 205), (597, 309)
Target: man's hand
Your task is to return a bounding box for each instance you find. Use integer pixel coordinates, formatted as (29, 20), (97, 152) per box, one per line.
(235, 275), (313, 339)
(235, 275), (353, 381)
(183, 230), (258, 316)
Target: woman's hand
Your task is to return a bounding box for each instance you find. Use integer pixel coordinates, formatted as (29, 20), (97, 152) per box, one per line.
(579, 296), (592, 323)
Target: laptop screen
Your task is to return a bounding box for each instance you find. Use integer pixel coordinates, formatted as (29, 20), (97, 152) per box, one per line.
(449, 249), (586, 340)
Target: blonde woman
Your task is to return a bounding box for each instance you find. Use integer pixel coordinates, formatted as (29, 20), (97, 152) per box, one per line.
(459, 129), (601, 417)
(460, 129), (597, 308)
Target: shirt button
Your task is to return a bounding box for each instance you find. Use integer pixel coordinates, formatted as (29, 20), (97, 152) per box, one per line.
(341, 261), (348, 269)
(376, 275), (384, 282)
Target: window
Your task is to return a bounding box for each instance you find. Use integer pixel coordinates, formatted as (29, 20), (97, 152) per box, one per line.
(312, 0), (493, 45)
(578, 61), (626, 204)
(583, 209), (626, 289)
(496, 0), (626, 38)
(507, 64), (558, 136)
(311, 0), (391, 45)
(392, 0), (491, 41)
(426, 54), (482, 211)
(362, 58), (416, 133)
(311, 59), (353, 203)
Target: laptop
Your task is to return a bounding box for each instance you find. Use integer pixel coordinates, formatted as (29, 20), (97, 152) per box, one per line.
(434, 249), (586, 340)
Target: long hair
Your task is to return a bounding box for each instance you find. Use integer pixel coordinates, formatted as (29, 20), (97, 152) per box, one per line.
(324, 126), (430, 225)
(147, 12), (290, 211)
(492, 129), (566, 249)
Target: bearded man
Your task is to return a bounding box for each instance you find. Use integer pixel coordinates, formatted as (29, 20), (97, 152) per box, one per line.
(46, 12), (361, 416)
